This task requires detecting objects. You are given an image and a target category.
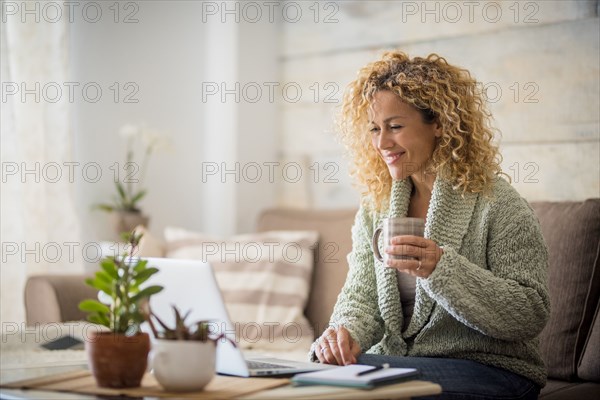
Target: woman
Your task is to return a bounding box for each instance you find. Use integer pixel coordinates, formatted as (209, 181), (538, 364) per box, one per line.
(310, 52), (550, 399)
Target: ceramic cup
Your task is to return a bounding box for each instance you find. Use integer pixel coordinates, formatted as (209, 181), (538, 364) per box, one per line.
(372, 217), (425, 264)
(151, 340), (216, 392)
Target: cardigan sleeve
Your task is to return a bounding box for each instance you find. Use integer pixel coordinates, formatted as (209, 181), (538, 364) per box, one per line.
(309, 206), (384, 361)
(420, 198), (551, 342)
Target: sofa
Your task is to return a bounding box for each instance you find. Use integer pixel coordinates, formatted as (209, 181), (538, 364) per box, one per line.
(25, 200), (600, 399)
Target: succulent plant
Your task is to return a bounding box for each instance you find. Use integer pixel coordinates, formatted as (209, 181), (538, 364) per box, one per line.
(146, 305), (235, 346)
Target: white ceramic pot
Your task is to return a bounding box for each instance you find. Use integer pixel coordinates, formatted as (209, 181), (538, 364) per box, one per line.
(151, 340), (216, 392)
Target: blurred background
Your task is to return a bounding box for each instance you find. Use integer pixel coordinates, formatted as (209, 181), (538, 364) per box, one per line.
(1, 0), (599, 325)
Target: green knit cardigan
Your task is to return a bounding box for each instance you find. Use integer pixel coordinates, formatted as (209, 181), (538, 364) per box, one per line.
(310, 176), (550, 387)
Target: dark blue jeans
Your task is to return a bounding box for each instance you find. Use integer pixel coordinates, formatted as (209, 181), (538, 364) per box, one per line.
(357, 354), (540, 400)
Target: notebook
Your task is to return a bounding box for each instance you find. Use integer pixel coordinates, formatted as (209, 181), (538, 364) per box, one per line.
(291, 364), (419, 389)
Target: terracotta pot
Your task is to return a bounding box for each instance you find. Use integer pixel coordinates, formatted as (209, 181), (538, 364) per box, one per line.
(111, 211), (149, 237)
(85, 331), (150, 388)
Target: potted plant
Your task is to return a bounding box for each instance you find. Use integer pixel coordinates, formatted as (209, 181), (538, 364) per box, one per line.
(78, 230), (163, 388)
(95, 124), (168, 236)
(146, 305), (235, 392)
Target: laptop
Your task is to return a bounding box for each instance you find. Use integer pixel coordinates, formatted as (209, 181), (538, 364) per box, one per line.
(141, 257), (336, 377)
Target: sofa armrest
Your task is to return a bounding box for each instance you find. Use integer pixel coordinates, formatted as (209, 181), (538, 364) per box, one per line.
(25, 275), (97, 326)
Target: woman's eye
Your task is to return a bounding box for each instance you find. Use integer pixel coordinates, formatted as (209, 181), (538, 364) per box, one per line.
(369, 127), (380, 133)
(390, 125), (403, 130)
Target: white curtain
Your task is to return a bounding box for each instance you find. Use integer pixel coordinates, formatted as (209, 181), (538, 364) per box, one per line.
(1, 17), (82, 328)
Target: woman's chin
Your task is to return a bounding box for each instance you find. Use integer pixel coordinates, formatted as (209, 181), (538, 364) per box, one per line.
(387, 167), (408, 181)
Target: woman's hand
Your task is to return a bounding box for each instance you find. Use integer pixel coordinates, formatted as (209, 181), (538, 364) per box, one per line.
(385, 235), (444, 278)
(315, 326), (361, 365)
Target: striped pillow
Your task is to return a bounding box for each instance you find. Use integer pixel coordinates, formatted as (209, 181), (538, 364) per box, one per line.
(164, 227), (318, 352)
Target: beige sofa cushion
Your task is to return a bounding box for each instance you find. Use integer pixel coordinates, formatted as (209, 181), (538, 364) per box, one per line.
(256, 208), (357, 339)
(163, 227), (318, 352)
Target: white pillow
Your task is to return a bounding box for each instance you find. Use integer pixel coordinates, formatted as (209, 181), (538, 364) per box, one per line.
(164, 227), (319, 352)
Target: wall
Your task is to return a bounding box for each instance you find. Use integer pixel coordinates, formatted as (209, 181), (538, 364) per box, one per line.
(279, 0), (600, 206)
(70, 1), (206, 247)
(6, 0), (599, 271)
(0, 0), (281, 325)
(201, 11), (279, 236)
(70, 0), (279, 251)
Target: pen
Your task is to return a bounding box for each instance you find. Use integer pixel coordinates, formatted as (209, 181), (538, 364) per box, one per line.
(356, 363), (390, 376)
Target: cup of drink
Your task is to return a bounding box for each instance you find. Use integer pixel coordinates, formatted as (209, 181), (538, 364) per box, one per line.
(372, 217), (425, 264)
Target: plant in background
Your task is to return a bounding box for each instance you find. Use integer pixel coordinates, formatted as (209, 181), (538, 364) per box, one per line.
(79, 230), (163, 334)
(146, 305), (235, 345)
(95, 124), (169, 213)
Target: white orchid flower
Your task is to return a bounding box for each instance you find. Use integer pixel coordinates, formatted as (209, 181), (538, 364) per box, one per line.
(140, 128), (173, 153)
(119, 124), (141, 140)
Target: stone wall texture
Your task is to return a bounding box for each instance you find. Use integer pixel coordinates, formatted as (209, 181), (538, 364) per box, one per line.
(278, 0), (599, 207)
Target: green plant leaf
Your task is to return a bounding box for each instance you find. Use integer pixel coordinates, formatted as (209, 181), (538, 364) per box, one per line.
(87, 277), (112, 295)
(114, 282), (123, 299)
(84, 277), (111, 294)
(151, 311), (172, 332)
(84, 277), (96, 289)
(131, 285), (163, 303)
(79, 299), (110, 314)
(115, 181), (127, 201)
(80, 228), (158, 334)
(100, 259), (119, 279)
(130, 312), (146, 325)
(92, 204), (115, 212)
(130, 190), (146, 205)
(120, 231), (133, 243)
(117, 314), (128, 333)
(132, 267), (159, 286)
(133, 259), (149, 273)
(95, 270), (112, 285)
(192, 322), (209, 341)
(87, 314), (110, 328)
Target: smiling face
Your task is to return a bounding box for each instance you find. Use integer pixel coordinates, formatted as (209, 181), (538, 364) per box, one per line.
(368, 90), (441, 182)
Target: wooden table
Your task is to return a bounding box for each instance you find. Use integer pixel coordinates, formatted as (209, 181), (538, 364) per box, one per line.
(1, 364), (441, 399)
(1, 324), (441, 399)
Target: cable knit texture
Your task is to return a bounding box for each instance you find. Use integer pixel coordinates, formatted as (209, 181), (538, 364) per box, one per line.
(309, 176), (550, 387)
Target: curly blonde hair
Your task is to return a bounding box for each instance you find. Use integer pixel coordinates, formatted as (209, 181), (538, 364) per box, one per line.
(338, 51), (504, 211)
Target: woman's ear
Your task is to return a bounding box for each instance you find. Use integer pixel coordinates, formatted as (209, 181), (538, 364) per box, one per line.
(434, 121), (443, 138)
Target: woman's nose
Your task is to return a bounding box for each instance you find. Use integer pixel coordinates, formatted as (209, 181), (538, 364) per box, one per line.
(377, 128), (393, 149)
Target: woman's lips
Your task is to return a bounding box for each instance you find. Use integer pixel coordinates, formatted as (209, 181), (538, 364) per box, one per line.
(383, 152), (405, 165)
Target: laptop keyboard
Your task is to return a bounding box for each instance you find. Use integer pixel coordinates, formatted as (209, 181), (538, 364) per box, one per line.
(246, 360), (294, 370)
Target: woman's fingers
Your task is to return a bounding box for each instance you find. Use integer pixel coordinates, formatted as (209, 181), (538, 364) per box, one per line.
(324, 328), (345, 365)
(328, 340), (345, 365)
(336, 328), (357, 365)
(317, 343), (335, 364)
(386, 244), (423, 258)
(387, 257), (424, 276)
(390, 235), (428, 247)
(317, 327), (337, 364)
(350, 337), (361, 362)
(315, 341), (326, 363)
(384, 236), (444, 277)
(316, 326), (359, 365)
